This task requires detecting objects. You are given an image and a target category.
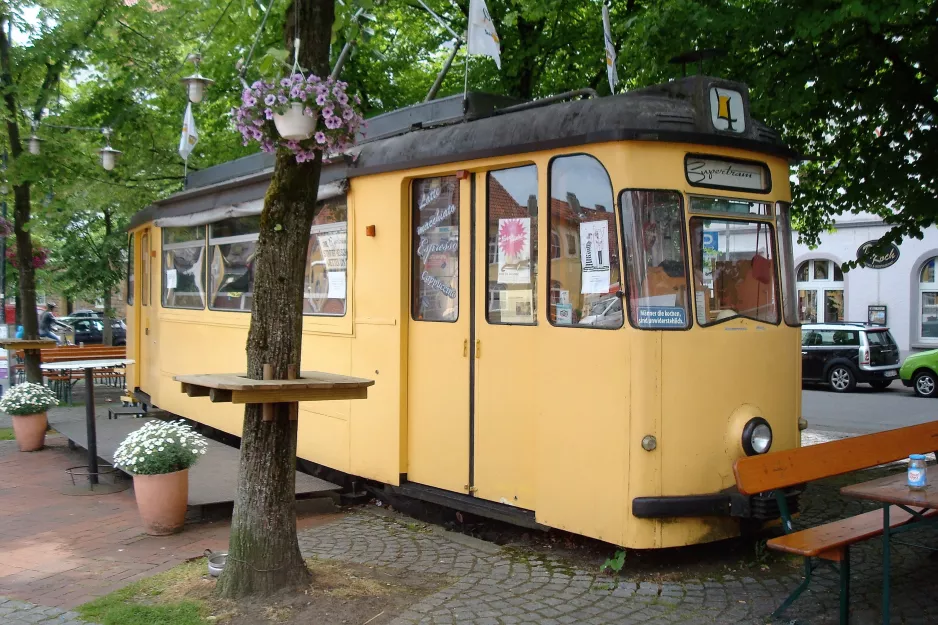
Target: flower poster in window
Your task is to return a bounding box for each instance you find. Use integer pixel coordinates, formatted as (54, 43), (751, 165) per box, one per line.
(579, 220), (611, 294)
(497, 218), (531, 284)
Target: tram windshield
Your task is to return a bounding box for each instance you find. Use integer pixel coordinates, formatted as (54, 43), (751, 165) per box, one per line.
(689, 218), (779, 326)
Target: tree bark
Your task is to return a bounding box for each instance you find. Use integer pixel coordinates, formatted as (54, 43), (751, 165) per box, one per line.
(216, 0), (334, 599)
(13, 183), (41, 382)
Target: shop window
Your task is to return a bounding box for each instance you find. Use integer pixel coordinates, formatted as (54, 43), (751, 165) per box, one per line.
(548, 155), (620, 328)
(162, 226), (206, 309)
(486, 165), (538, 324)
(920, 257), (938, 341)
(412, 176), (459, 322)
(690, 218), (778, 325)
(304, 199), (348, 316)
(127, 234), (135, 306)
(776, 202), (798, 325)
(209, 216), (259, 312)
(620, 191), (689, 329)
(796, 259), (844, 323)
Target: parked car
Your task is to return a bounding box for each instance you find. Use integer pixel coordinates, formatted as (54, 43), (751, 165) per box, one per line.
(899, 349), (938, 398)
(70, 309), (103, 318)
(801, 322), (900, 392)
(59, 317), (126, 345)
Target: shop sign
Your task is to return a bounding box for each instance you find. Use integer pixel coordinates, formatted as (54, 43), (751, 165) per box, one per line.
(637, 306), (686, 328)
(684, 156), (767, 192)
(856, 240), (900, 269)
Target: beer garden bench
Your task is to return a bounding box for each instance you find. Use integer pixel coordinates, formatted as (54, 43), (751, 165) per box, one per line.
(12, 345), (128, 402)
(733, 421), (938, 625)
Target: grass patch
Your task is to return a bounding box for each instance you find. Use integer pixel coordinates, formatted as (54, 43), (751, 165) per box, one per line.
(78, 560), (213, 625)
(0, 428), (14, 441)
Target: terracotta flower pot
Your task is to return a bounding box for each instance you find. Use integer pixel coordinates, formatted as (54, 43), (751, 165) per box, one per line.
(273, 102), (316, 140)
(11, 412), (47, 452)
(132, 469), (189, 535)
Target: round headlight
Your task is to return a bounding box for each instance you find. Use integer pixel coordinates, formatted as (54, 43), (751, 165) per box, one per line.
(742, 417), (773, 456)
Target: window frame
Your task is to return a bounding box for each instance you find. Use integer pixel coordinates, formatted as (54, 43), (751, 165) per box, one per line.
(546, 152), (622, 330)
(126, 234), (135, 306)
(208, 218), (260, 313)
(484, 164), (539, 326)
(919, 256), (938, 344)
(688, 215), (782, 328)
(161, 226), (207, 310)
(776, 201), (799, 327)
(619, 188), (692, 332)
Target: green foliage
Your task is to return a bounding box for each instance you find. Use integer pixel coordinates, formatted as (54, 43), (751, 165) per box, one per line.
(0, 427), (14, 440)
(601, 549), (626, 574)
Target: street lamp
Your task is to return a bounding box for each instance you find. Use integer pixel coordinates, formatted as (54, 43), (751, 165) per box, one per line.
(98, 129), (121, 171)
(28, 135), (42, 155)
(180, 53), (214, 104)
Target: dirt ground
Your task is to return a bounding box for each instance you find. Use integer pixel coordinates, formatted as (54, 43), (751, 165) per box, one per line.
(151, 558), (448, 625)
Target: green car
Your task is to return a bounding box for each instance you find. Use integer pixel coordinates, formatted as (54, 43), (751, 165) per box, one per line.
(900, 349), (938, 398)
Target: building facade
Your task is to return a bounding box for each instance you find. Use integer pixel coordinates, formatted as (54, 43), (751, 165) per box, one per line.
(794, 212), (938, 355)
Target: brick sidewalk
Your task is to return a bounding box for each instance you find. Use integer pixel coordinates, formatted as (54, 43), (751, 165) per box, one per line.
(0, 437), (338, 611)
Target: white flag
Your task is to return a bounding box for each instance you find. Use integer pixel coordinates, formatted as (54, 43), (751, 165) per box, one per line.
(178, 102), (198, 160)
(468, 0), (501, 70)
(602, 5), (618, 92)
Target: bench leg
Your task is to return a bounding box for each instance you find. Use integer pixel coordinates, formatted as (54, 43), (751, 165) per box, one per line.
(773, 557), (814, 619)
(840, 545), (850, 625)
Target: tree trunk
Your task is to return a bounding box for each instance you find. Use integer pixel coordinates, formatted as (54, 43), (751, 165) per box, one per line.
(216, 0), (334, 599)
(65, 297), (73, 316)
(13, 182), (41, 382)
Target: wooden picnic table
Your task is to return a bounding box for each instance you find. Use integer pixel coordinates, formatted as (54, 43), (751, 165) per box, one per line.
(842, 472), (938, 625)
(0, 338), (58, 350)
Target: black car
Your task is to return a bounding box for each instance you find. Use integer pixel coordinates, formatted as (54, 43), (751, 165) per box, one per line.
(801, 323), (901, 392)
(61, 317), (126, 345)
(70, 309), (103, 318)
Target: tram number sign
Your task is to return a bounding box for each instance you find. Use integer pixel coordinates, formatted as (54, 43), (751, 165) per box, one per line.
(638, 306), (687, 328)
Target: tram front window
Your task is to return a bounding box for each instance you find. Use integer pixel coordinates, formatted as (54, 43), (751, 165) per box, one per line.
(690, 218), (779, 325)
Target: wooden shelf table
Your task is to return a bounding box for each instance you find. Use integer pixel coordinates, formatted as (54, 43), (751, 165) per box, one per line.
(174, 370), (375, 421)
(0, 339), (58, 350)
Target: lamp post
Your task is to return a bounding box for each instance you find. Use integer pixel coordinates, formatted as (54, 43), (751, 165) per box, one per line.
(180, 53), (214, 104)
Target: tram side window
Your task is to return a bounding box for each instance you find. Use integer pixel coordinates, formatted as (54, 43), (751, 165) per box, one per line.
(305, 198), (348, 316)
(162, 226), (206, 309)
(209, 216), (260, 312)
(412, 175), (459, 322)
(127, 234), (135, 306)
(619, 191), (690, 329)
(486, 165), (538, 325)
(547, 155), (621, 328)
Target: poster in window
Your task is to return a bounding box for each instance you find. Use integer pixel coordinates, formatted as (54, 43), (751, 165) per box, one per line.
(165, 268), (178, 289)
(868, 305), (887, 326)
(502, 289), (534, 324)
(579, 220), (611, 294)
(497, 218), (531, 284)
(555, 303), (573, 325)
(316, 227), (347, 271)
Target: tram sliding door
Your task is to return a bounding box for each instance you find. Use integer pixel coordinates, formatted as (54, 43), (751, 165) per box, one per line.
(407, 175), (471, 494)
(472, 167), (539, 508)
(138, 228), (160, 398)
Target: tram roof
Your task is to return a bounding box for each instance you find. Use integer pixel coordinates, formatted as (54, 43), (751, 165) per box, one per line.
(130, 75), (799, 230)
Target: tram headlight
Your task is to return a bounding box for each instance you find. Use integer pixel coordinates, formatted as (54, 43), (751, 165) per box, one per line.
(742, 418), (773, 456)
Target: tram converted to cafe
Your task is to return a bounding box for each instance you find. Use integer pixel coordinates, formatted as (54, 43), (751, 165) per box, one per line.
(126, 73), (802, 549)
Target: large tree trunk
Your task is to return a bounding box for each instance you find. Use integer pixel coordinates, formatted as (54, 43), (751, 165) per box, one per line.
(216, 0), (334, 599)
(13, 182), (41, 382)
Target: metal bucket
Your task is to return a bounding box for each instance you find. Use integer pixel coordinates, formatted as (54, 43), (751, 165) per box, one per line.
(205, 549), (227, 577)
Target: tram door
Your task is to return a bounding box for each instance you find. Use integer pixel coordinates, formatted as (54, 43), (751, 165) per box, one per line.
(138, 229), (160, 398)
(407, 175), (472, 493)
(472, 167), (540, 508)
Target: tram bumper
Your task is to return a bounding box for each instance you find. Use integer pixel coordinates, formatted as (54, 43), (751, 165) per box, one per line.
(632, 486), (801, 520)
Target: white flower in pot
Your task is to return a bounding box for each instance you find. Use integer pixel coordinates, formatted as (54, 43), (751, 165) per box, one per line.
(113, 420), (208, 535)
(0, 383), (58, 452)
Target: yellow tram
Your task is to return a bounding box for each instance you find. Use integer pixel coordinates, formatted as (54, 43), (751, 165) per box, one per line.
(126, 74), (802, 549)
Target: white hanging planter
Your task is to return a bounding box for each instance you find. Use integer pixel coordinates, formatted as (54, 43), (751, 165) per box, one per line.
(273, 103), (316, 141)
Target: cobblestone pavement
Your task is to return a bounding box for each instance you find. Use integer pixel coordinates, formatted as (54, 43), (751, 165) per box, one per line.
(0, 598), (90, 624)
(298, 463), (938, 625)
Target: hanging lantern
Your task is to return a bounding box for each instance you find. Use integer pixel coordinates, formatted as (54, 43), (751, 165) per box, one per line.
(180, 53), (213, 104)
(28, 135), (42, 155)
(99, 145), (122, 171)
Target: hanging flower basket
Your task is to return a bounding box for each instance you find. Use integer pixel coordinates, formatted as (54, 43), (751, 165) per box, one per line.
(0, 217), (11, 238)
(6, 244), (49, 269)
(232, 73), (364, 163)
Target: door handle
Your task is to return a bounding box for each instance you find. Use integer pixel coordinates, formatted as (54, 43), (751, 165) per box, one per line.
(475, 340), (481, 359)
(463, 339), (468, 357)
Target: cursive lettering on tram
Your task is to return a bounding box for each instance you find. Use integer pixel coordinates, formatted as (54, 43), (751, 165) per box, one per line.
(418, 186), (442, 211)
(417, 235), (458, 263)
(421, 271), (456, 299)
(417, 203), (457, 236)
(685, 159), (756, 184)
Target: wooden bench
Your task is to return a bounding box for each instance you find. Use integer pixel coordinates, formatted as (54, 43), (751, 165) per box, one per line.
(734, 420), (938, 625)
(13, 346), (128, 402)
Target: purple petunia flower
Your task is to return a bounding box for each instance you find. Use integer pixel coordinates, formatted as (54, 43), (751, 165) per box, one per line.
(244, 95), (256, 107)
(342, 107), (355, 121)
(296, 151), (307, 163)
(278, 95), (288, 104)
(252, 119), (264, 127)
(322, 105), (334, 118)
(315, 93), (327, 106)
(290, 85), (302, 98)
(316, 84), (329, 96)
(293, 73), (304, 85)
(325, 115), (342, 129)
(264, 94), (276, 106)
(252, 80), (264, 89)
(306, 84), (316, 93)
(297, 90), (307, 101)
(280, 78), (292, 87)
(251, 128), (263, 140)
(304, 107), (314, 116)
(264, 108), (273, 120)
(314, 131), (327, 144)
(336, 92), (348, 105)
(308, 74), (321, 83)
